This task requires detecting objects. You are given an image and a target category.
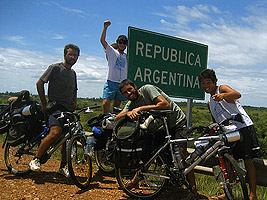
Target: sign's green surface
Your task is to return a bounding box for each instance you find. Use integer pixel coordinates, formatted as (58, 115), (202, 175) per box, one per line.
(127, 26), (208, 100)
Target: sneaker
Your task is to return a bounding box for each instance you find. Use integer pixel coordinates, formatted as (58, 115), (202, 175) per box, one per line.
(29, 158), (41, 172)
(57, 165), (70, 178)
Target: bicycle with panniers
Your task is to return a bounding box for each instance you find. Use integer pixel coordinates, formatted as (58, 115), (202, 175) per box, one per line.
(1, 93), (101, 189)
(113, 109), (249, 200)
(86, 113), (116, 174)
(85, 107), (123, 174)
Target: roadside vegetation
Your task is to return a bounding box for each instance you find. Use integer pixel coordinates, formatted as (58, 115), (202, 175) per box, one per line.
(0, 91), (266, 159)
(0, 92), (266, 198)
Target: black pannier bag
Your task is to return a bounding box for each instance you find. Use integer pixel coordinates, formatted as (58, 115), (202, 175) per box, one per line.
(113, 117), (153, 169)
(87, 113), (115, 150)
(7, 90), (44, 147)
(93, 126), (112, 150)
(0, 105), (11, 135)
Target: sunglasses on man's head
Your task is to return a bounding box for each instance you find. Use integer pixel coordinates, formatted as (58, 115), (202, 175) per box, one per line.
(118, 40), (127, 45)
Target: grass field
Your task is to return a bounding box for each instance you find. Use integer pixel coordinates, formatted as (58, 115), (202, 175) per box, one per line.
(0, 95), (266, 198)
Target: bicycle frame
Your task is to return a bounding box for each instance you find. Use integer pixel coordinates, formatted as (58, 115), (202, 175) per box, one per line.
(142, 115), (233, 179)
(16, 110), (85, 164)
(116, 111), (249, 200)
(40, 113), (85, 163)
(38, 107), (99, 161)
(14, 126), (49, 158)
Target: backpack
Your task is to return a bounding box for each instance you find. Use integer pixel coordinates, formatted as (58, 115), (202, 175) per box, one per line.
(7, 91), (43, 146)
(112, 117), (153, 169)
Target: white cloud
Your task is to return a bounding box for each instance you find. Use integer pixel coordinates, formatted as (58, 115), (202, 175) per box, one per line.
(155, 3), (267, 107)
(157, 4), (267, 67)
(159, 4), (216, 28)
(50, 34), (64, 40)
(40, 31), (65, 40)
(4, 36), (26, 45)
(41, 1), (92, 18)
(0, 47), (108, 98)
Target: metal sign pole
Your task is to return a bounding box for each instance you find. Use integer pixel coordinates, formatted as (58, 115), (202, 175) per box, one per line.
(186, 98), (193, 127)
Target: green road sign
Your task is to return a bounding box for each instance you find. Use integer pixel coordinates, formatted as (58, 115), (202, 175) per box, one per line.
(127, 26), (208, 100)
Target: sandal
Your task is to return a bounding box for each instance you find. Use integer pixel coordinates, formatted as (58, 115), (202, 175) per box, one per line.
(125, 179), (139, 189)
(211, 195), (226, 200)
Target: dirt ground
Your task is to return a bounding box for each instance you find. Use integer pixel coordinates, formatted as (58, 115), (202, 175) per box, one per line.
(0, 143), (195, 200)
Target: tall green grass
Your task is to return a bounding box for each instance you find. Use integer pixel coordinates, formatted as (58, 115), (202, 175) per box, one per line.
(195, 173), (267, 199)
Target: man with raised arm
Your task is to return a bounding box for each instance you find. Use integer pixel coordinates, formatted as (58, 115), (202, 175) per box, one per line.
(100, 20), (128, 114)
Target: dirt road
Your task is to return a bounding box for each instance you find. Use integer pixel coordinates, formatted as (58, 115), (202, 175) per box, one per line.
(0, 143), (193, 200)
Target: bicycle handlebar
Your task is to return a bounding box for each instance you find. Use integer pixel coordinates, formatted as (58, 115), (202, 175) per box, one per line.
(53, 105), (101, 119)
(188, 113), (244, 135)
(87, 105), (101, 110)
(138, 109), (174, 118)
(77, 105), (101, 114)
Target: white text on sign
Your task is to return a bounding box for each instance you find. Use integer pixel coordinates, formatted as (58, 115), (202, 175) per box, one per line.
(136, 41), (202, 67)
(134, 67), (200, 88)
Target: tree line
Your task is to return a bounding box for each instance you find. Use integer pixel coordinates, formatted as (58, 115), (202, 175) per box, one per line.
(1, 92), (266, 159)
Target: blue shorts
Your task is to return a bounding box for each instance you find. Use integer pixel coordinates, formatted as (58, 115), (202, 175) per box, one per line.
(102, 80), (127, 101)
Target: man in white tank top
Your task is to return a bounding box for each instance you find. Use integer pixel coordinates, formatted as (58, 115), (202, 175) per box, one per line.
(199, 69), (258, 200)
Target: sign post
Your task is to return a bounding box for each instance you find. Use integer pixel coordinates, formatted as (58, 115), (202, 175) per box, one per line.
(127, 27), (208, 126)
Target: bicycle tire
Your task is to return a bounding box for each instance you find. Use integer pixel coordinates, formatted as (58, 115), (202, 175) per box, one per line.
(221, 153), (249, 200)
(0, 106), (10, 134)
(4, 141), (38, 176)
(67, 134), (92, 189)
(0, 121), (10, 134)
(116, 154), (168, 199)
(95, 149), (115, 174)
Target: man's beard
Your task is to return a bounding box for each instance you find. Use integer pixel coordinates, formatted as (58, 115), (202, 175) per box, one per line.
(132, 89), (139, 101)
(65, 58), (77, 66)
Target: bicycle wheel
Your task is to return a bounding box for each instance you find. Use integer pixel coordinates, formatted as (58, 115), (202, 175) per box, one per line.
(219, 153), (249, 200)
(116, 154), (168, 199)
(0, 120), (10, 134)
(95, 149), (115, 173)
(67, 134), (92, 189)
(4, 141), (38, 176)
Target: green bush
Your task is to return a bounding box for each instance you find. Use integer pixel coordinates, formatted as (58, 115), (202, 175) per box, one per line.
(1, 92), (266, 159)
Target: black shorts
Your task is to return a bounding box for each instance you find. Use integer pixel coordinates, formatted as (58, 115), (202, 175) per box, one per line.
(169, 118), (187, 148)
(48, 110), (74, 128)
(48, 110), (63, 128)
(232, 125), (256, 160)
(152, 118), (187, 148)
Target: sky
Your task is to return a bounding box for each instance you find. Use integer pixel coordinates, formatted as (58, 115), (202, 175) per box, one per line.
(0, 0), (267, 107)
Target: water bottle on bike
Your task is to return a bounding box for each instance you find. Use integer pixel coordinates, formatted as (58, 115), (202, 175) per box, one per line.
(173, 145), (185, 169)
(185, 140), (210, 164)
(85, 136), (95, 157)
